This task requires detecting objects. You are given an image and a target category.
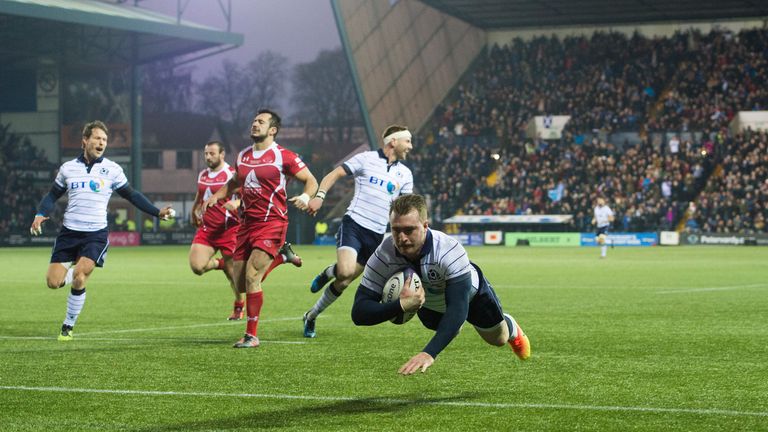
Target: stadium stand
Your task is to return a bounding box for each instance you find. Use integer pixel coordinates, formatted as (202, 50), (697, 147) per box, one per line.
(0, 124), (59, 236)
(693, 131), (767, 233)
(414, 27), (768, 233)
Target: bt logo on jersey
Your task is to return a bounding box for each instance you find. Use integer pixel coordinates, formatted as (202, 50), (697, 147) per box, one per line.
(368, 176), (399, 195)
(89, 179), (105, 192)
(70, 179), (105, 192)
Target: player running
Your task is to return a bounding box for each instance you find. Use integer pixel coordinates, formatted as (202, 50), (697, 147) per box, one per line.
(204, 109), (317, 348)
(592, 197), (615, 258)
(302, 125), (414, 338)
(189, 141), (300, 320)
(30, 120), (174, 341)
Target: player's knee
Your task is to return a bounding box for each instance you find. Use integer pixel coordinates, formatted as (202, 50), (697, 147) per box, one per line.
(190, 263), (206, 276)
(72, 272), (89, 287)
(335, 268), (357, 285)
(491, 335), (507, 347)
(45, 277), (61, 289)
(476, 326), (507, 346)
(332, 278), (351, 291)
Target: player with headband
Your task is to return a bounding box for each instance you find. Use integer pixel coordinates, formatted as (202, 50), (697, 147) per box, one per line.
(301, 125), (414, 338)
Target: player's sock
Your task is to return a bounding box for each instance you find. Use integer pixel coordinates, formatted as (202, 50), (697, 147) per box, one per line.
(261, 255), (284, 282)
(228, 299), (245, 321)
(503, 313), (519, 339)
(63, 288), (86, 328)
(216, 258), (225, 270)
(306, 283), (342, 320)
(61, 267), (74, 287)
(601, 245), (607, 257)
(325, 264), (337, 279)
(245, 291), (264, 337)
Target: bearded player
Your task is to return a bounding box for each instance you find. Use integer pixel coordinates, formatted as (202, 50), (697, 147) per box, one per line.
(204, 109), (317, 348)
(190, 141), (301, 320)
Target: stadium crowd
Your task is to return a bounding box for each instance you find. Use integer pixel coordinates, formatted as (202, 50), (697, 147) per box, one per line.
(416, 27), (768, 234)
(2, 28), (767, 237)
(0, 125), (57, 236)
(433, 31), (685, 142)
(692, 131), (767, 233)
(648, 29), (768, 132)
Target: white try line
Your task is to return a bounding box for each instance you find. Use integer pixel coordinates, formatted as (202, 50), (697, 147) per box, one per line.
(656, 283), (767, 294)
(0, 385), (765, 418)
(77, 316), (307, 336)
(0, 336), (306, 344)
(0, 316), (320, 342)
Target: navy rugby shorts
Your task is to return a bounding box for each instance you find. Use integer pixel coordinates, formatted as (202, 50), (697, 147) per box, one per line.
(336, 215), (383, 266)
(417, 264), (506, 330)
(50, 226), (109, 267)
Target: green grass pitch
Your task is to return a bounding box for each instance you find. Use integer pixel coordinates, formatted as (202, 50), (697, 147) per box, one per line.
(1, 245), (767, 431)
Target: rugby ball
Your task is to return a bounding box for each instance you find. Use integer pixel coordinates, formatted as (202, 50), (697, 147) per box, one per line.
(381, 268), (421, 324)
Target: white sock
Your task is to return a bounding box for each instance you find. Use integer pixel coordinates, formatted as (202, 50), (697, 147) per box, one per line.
(323, 264), (336, 279)
(306, 284), (340, 320)
(63, 288), (86, 328)
(503, 313), (519, 339)
(63, 267), (74, 286)
(601, 245), (607, 257)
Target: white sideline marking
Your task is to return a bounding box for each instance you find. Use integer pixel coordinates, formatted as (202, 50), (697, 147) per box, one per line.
(0, 385), (765, 417)
(77, 316), (307, 336)
(0, 316), (319, 343)
(0, 336), (306, 344)
(656, 283), (767, 294)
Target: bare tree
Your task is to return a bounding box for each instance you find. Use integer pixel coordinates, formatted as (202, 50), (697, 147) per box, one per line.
(142, 59), (193, 113)
(196, 51), (288, 131)
(291, 48), (361, 145)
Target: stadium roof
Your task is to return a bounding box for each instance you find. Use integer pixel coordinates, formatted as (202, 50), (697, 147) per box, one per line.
(0, 0), (243, 66)
(420, 0), (768, 29)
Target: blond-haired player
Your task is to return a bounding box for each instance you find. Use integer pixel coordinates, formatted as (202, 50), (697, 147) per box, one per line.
(302, 125), (414, 338)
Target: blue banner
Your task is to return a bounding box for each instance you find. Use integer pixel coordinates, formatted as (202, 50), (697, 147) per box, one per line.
(449, 232), (484, 246)
(580, 232), (658, 247)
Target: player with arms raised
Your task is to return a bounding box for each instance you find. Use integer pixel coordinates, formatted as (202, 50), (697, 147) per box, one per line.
(351, 194), (530, 374)
(30, 120), (174, 340)
(204, 109), (317, 348)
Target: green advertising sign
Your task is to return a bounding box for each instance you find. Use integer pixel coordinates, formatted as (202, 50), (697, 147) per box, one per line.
(504, 232), (581, 247)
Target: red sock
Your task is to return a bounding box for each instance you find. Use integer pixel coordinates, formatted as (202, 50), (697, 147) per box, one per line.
(216, 258), (226, 270)
(261, 254), (284, 282)
(233, 300), (244, 310)
(245, 291), (263, 337)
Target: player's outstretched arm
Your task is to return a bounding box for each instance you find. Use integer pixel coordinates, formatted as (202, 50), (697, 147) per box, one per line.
(116, 184), (175, 220)
(288, 167), (318, 213)
(419, 274), (473, 361)
(398, 352), (435, 375)
(31, 184), (66, 236)
(30, 215), (49, 236)
(308, 166), (348, 215)
(157, 206), (175, 221)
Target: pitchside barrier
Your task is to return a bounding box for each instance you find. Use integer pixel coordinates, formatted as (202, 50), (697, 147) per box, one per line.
(3, 231), (767, 247)
(447, 231), (768, 247)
